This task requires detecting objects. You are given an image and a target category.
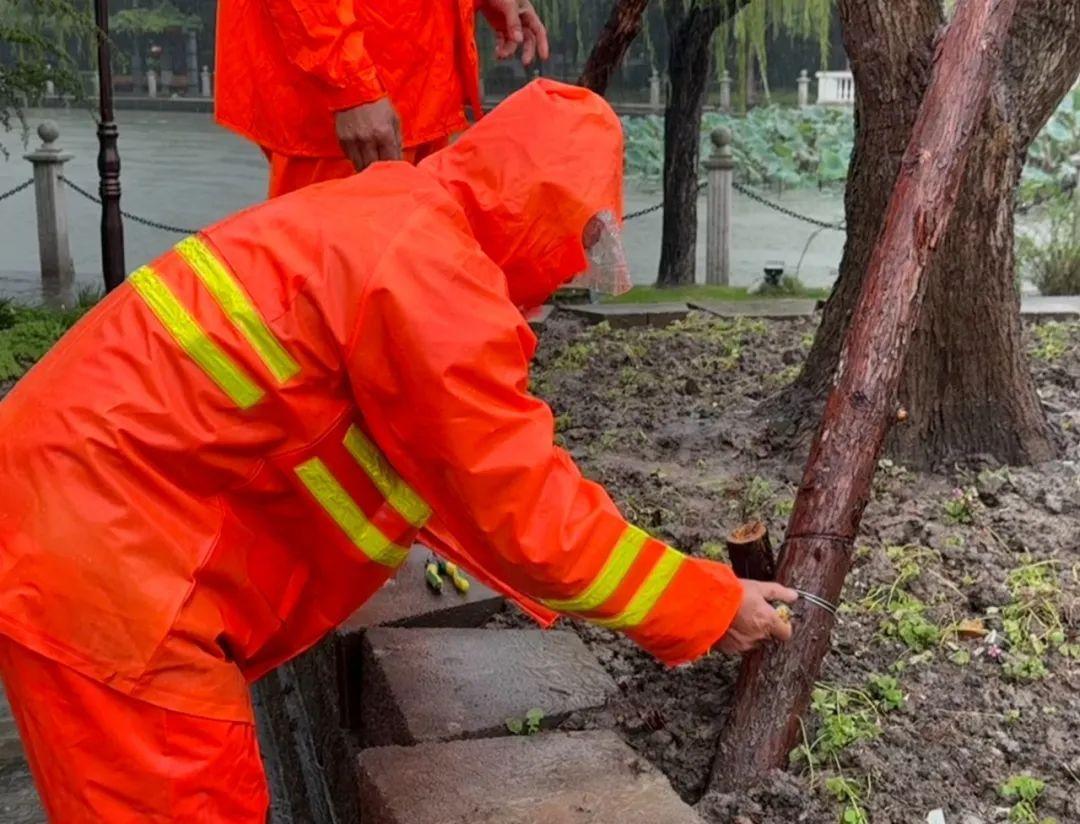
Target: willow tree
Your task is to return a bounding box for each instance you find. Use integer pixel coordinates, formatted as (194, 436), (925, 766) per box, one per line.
(768, 0), (1079, 468)
(657, 0), (833, 286)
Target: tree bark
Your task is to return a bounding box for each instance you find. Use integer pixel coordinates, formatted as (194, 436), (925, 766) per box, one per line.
(709, 0), (1020, 791)
(578, 0), (652, 95)
(657, 0), (750, 287)
(767, 0), (1080, 468)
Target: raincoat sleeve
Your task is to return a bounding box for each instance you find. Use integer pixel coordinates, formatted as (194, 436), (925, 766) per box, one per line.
(263, 0), (384, 110)
(344, 229), (745, 666)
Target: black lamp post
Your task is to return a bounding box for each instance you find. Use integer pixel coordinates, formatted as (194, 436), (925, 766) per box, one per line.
(93, 0), (125, 291)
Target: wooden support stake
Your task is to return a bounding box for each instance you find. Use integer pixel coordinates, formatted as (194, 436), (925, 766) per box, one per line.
(709, 0), (1021, 791)
(725, 521), (775, 581)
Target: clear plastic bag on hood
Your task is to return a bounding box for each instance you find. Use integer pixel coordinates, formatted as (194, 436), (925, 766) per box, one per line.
(575, 210), (632, 296)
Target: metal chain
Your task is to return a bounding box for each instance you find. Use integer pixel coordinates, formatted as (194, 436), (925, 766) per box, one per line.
(625, 179), (844, 231)
(0, 179), (34, 203)
(733, 181), (844, 230)
(59, 177), (199, 235)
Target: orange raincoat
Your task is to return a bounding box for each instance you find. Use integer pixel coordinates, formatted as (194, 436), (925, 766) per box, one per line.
(0, 80), (742, 819)
(215, 0), (481, 157)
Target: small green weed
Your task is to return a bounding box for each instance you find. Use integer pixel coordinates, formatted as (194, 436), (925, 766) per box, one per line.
(0, 300), (92, 382)
(1030, 322), (1071, 362)
(825, 775), (870, 824)
(865, 674), (905, 711)
(506, 708), (545, 736)
(943, 487), (979, 525)
(1000, 557), (1076, 681)
(998, 775), (1055, 824)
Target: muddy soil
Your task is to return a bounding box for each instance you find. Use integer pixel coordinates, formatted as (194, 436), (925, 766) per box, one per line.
(492, 311), (1080, 824)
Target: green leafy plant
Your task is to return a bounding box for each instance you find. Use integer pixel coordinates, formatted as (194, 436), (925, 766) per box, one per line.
(1000, 557), (1076, 681)
(943, 487), (979, 525)
(0, 298), (93, 382)
(865, 674), (905, 712)
(506, 708), (545, 736)
(1017, 195), (1080, 296)
(998, 775), (1054, 824)
(1030, 321), (1073, 362)
(825, 775), (870, 824)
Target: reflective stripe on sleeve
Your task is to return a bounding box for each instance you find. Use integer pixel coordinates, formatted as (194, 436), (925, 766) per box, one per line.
(129, 266), (265, 409)
(342, 425), (432, 528)
(175, 236), (300, 384)
(295, 457), (410, 568)
(590, 547), (686, 630)
(540, 525), (649, 613)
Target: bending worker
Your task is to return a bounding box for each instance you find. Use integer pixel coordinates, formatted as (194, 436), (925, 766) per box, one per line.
(0, 81), (795, 822)
(216, 0), (549, 196)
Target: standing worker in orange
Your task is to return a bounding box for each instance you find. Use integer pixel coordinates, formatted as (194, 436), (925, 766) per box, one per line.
(216, 0), (549, 197)
(0, 81), (796, 822)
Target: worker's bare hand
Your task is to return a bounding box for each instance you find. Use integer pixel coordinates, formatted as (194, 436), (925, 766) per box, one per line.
(715, 580), (799, 654)
(478, 0), (550, 66)
(335, 98), (402, 172)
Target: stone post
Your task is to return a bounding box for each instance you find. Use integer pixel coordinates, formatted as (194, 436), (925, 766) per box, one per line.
(187, 31), (199, 95)
(719, 71), (732, 112)
(1071, 153), (1080, 197)
(649, 69), (661, 110)
(201, 65), (212, 98)
(797, 70), (811, 108)
(24, 122), (75, 307)
(705, 127), (735, 286)
(44, 65), (55, 98)
(147, 69), (158, 98)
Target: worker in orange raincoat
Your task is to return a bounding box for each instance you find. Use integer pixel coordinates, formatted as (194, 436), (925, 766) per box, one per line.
(0, 80), (796, 822)
(216, 0), (549, 197)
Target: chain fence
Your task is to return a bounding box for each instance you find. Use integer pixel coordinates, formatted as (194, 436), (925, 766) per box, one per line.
(623, 178), (845, 231)
(59, 177), (199, 235)
(0, 179), (33, 203)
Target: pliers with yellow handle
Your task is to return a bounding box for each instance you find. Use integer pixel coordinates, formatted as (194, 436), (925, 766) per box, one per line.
(424, 556), (470, 595)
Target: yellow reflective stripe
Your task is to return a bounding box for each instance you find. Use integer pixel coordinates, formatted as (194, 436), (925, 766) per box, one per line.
(129, 266), (264, 409)
(342, 426), (431, 528)
(541, 525), (650, 613)
(295, 457), (410, 568)
(175, 236), (300, 384)
(591, 548), (685, 630)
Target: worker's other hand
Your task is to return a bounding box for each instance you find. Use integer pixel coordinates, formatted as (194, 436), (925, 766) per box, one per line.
(335, 98), (402, 172)
(715, 580), (799, 655)
(478, 0), (550, 66)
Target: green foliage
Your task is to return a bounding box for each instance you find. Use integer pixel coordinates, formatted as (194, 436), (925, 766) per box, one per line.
(1000, 557), (1076, 681)
(880, 592), (941, 652)
(1030, 322), (1073, 362)
(865, 674), (904, 712)
(943, 487), (979, 525)
(505, 708), (545, 736)
(1020, 84), (1080, 207)
(824, 775), (870, 824)
(0, 0), (92, 141)
(1017, 195), (1080, 297)
(110, 2), (202, 35)
(998, 775), (1054, 824)
(623, 83), (1080, 201)
(622, 105), (854, 188)
(0, 298), (92, 382)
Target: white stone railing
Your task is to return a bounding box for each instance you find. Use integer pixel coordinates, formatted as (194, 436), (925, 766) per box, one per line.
(816, 70), (855, 106)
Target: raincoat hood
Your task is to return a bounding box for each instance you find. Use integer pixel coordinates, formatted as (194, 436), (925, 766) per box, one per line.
(421, 79), (625, 309)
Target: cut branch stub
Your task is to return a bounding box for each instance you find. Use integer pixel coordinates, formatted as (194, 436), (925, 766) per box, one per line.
(725, 521), (775, 581)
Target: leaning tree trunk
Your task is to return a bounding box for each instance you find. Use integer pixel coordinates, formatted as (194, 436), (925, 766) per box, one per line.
(767, 0), (1080, 468)
(710, 0), (1021, 790)
(657, 0), (749, 286)
(578, 0), (653, 94)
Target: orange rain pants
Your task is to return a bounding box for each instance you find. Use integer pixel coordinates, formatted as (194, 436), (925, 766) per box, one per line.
(266, 137), (450, 198)
(0, 638), (267, 823)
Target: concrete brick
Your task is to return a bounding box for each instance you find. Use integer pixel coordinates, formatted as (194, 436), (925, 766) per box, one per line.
(1020, 296), (1080, 320)
(344, 550), (503, 632)
(566, 302), (690, 329)
(690, 298), (818, 318)
(360, 628), (616, 747)
(357, 731), (706, 824)
(525, 304), (554, 333)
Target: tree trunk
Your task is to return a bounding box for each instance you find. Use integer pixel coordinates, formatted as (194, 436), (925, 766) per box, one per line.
(710, 0), (1020, 791)
(578, 0), (652, 95)
(767, 0), (1080, 468)
(657, 1), (749, 287)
